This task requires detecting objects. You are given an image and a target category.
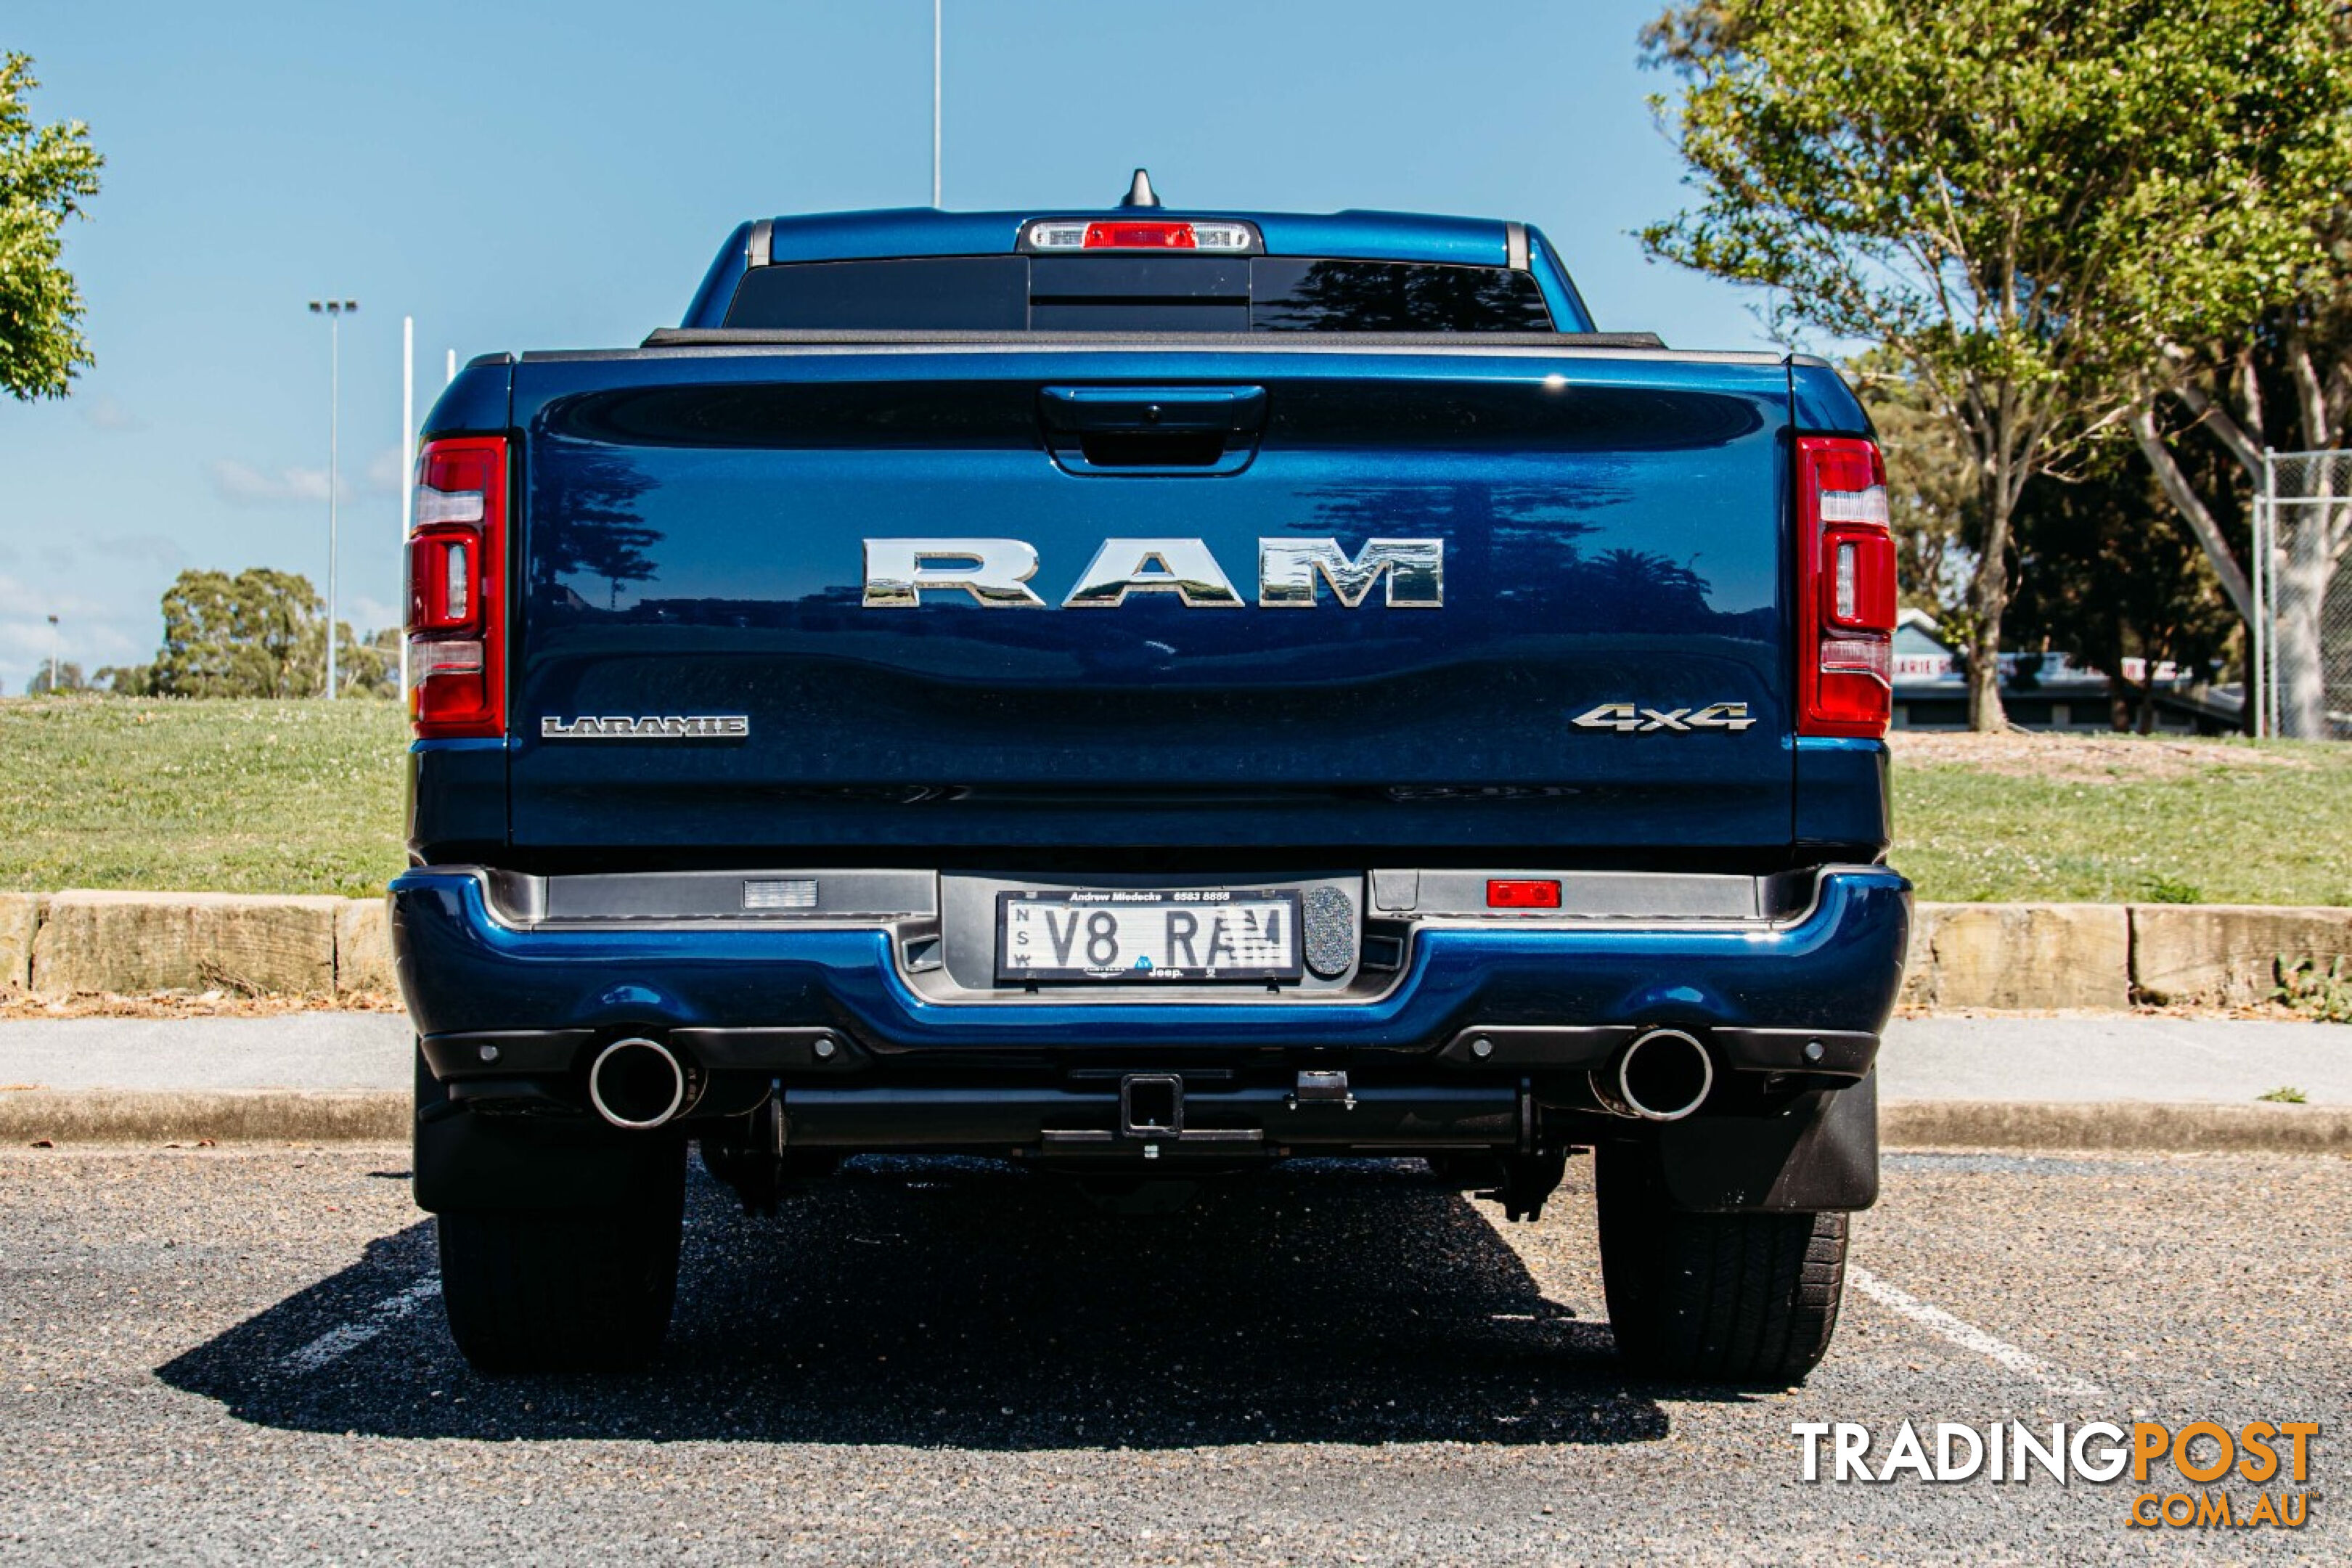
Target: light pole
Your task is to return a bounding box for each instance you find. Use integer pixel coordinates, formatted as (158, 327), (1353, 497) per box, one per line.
(309, 298), (358, 698)
(402, 316), (415, 703)
(46, 614), (59, 694)
(932, 0), (942, 207)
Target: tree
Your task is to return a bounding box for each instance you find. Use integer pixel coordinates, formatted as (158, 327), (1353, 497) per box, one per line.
(1641, 0), (2352, 728)
(92, 662), (152, 696)
(2006, 454), (2237, 732)
(150, 568), (324, 698)
(2129, 208), (2352, 735)
(1852, 354), (1980, 626)
(0, 52), (103, 401)
(334, 624), (401, 698)
(142, 571), (399, 698)
(23, 659), (87, 695)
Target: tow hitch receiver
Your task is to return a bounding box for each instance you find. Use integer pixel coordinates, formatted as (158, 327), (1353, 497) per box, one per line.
(1120, 1073), (1183, 1138)
(1479, 1150), (1570, 1223)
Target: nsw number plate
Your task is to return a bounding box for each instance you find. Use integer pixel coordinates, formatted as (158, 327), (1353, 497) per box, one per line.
(997, 889), (1303, 983)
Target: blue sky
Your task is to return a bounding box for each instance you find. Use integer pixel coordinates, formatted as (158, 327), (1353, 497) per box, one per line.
(0, 0), (1774, 693)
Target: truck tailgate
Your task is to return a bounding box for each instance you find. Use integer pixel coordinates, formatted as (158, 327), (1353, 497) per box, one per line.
(507, 346), (1792, 858)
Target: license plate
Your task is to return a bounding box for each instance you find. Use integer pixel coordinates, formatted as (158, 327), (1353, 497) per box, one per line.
(996, 889), (1303, 983)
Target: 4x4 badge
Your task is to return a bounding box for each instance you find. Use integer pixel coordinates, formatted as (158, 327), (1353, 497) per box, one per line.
(1572, 701), (1755, 734)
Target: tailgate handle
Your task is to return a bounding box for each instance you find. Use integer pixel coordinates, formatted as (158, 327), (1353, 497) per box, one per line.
(1038, 385), (1266, 475)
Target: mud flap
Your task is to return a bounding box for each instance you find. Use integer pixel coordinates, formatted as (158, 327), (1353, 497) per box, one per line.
(1653, 1071), (1878, 1213)
(412, 1045), (685, 1214)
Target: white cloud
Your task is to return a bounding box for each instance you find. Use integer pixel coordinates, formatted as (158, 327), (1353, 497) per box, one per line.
(93, 534), (186, 571)
(208, 453), (400, 507)
(0, 574), (149, 690)
(208, 459), (333, 507)
(0, 573), (121, 626)
(0, 536), (181, 578)
(0, 615), (136, 663)
(0, 574), (87, 620)
(346, 593), (404, 635)
(0, 618), (55, 661)
(81, 396), (147, 433)
(365, 444), (408, 496)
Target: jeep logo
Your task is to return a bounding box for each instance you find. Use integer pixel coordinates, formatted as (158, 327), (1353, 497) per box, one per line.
(862, 536), (1445, 609)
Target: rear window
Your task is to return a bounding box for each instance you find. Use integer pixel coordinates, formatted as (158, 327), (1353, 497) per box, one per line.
(724, 256), (1556, 332)
(1249, 260), (1553, 332)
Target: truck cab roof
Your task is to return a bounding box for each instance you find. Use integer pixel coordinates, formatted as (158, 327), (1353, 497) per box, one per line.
(764, 205), (1522, 265)
(682, 200), (1596, 332)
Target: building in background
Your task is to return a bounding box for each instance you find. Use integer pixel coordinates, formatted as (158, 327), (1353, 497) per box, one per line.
(1891, 611), (2242, 734)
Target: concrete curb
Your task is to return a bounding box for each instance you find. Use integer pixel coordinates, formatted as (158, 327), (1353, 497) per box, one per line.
(5, 1090), (2345, 1153)
(1882, 1099), (2352, 1153)
(1903, 905), (2129, 1010)
(1898, 900), (2352, 1010)
(0, 1090), (407, 1145)
(1, 892), (393, 1000)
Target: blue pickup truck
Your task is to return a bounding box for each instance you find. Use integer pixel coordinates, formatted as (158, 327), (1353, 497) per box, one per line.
(394, 175), (1910, 1384)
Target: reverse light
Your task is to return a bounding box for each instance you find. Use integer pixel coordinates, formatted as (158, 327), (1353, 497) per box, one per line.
(409, 638), (483, 680)
(1023, 219), (1256, 252)
(1796, 436), (1897, 738)
(406, 436), (507, 739)
(742, 878), (820, 910)
(1486, 878), (1564, 910)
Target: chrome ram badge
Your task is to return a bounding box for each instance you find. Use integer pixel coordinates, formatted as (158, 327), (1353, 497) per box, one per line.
(862, 537), (1444, 608)
(1571, 701), (1755, 733)
(542, 715), (749, 740)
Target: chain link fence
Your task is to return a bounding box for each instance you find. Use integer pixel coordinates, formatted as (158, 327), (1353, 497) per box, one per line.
(2254, 449), (2352, 739)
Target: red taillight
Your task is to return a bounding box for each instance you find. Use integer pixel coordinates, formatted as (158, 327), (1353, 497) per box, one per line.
(1487, 878), (1563, 910)
(406, 436), (507, 739)
(1796, 436), (1895, 738)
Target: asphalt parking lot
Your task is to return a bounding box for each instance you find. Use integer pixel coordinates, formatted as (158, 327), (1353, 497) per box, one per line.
(1, 1145), (2345, 1563)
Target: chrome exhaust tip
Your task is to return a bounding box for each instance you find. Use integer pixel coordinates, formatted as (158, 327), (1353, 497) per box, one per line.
(1592, 1027), (1715, 1122)
(587, 1036), (690, 1130)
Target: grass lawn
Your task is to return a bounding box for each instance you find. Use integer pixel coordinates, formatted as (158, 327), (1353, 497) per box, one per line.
(3, 697), (2349, 905)
(0, 696), (409, 899)
(1888, 732), (2352, 907)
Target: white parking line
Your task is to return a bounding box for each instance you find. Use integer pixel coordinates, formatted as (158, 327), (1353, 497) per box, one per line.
(280, 1275), (442, 1374)
(1847, 1265), (2107, 1400)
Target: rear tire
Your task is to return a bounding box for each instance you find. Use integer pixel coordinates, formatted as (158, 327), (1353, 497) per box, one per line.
(437, 1140), (687, 1374)
(1596, 1142), (1847, 1386)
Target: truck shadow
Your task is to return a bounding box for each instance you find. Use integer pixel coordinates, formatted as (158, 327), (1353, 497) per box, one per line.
(158, 1157), (1675, 1450)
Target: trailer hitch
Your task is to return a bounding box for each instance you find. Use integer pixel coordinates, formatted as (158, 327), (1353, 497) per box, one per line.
(1479, 1149), (1569, 1223)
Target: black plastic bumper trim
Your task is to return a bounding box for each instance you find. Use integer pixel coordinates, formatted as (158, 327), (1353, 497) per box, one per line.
(1437, 1025), (1636, 1067)
(1437, 1024), (1877, 1079)
(671, 1026), (870, 1073)
(1709, 1026), (1877, 1079)
(422, 1029), (595, 1081)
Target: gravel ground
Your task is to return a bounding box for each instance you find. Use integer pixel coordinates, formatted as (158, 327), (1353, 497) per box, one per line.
(1, 1146), (2345, 1564)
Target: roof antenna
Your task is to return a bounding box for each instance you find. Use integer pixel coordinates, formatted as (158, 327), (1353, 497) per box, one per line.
(1119, 168), (1161, 209)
